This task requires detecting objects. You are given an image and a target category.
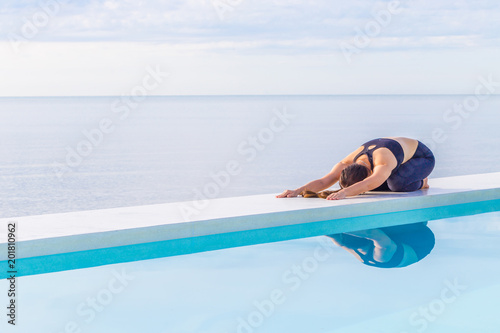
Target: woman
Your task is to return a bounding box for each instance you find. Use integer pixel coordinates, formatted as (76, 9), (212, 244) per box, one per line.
(276, 137), (435, 200)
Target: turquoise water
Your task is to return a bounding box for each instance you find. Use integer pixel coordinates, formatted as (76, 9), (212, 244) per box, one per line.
(1, 95), (500, 332)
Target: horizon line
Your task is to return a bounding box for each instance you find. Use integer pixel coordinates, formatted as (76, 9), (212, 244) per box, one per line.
(2, 93), (500, 99)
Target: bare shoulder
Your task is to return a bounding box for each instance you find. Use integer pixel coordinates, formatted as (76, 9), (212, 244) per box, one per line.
(340, 145), (365, 164)
(372, 147), (398, 169)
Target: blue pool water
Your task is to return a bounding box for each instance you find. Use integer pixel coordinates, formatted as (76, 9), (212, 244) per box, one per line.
(1, 95), (500, 332)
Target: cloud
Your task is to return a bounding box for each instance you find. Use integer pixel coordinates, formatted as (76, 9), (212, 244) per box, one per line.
(1, 40), (499, 97)
(0, 0), (499, 53)
(1, 1), (499, 96)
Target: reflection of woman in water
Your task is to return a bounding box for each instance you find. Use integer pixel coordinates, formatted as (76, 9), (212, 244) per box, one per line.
(327, 222), (435, 268)
(277, 137), (435, 200)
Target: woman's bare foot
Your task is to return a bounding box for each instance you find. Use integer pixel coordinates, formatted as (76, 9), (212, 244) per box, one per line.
(421, 177), (429, 189)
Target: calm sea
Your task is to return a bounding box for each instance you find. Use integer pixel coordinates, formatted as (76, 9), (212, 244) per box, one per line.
(1, 95), (499, 218)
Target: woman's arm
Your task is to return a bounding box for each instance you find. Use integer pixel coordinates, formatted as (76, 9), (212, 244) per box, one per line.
(346, 229), (398, 263)
(326, 164), (393, 200)
(276, 146), (365, 198)
(276, 161), (350, 198)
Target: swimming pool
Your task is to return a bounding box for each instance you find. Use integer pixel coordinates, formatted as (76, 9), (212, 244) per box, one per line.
(2, 212), (500, 332)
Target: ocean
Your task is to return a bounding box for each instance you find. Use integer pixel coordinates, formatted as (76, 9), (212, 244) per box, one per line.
(1, 95), (499, 217)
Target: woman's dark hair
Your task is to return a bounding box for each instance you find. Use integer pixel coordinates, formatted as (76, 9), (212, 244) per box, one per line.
(300, 163), (370, 199)
(339, 164), (369, 188)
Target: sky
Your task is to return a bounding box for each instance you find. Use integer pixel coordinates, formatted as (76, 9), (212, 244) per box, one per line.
(0, 0), (499, 96)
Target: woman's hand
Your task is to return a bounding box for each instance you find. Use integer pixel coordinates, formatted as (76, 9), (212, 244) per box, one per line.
(276, 189), (302, 198)
(326, 189), (347, 200)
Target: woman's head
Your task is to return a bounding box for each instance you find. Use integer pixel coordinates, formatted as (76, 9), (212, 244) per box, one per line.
(340, 163), (370, 188)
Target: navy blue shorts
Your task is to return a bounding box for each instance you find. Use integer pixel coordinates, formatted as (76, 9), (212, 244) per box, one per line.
(374, 141), (435, 192)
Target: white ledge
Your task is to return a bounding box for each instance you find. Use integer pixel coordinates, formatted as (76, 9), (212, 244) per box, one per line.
(1, 172), (500, 278)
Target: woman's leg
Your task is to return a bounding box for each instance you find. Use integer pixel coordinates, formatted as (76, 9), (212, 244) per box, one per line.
(387, 141), (435, 192)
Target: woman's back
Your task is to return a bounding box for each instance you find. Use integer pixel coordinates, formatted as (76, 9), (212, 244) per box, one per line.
(384, 137), (419, 163)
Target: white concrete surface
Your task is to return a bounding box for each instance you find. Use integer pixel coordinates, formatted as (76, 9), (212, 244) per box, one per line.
(1, 172), (500, 277)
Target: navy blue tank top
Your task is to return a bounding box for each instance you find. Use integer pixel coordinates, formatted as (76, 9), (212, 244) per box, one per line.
(353, 138), (405, 171)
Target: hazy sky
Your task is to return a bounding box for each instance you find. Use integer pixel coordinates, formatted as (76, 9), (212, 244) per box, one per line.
(1, 0), (499, 96)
